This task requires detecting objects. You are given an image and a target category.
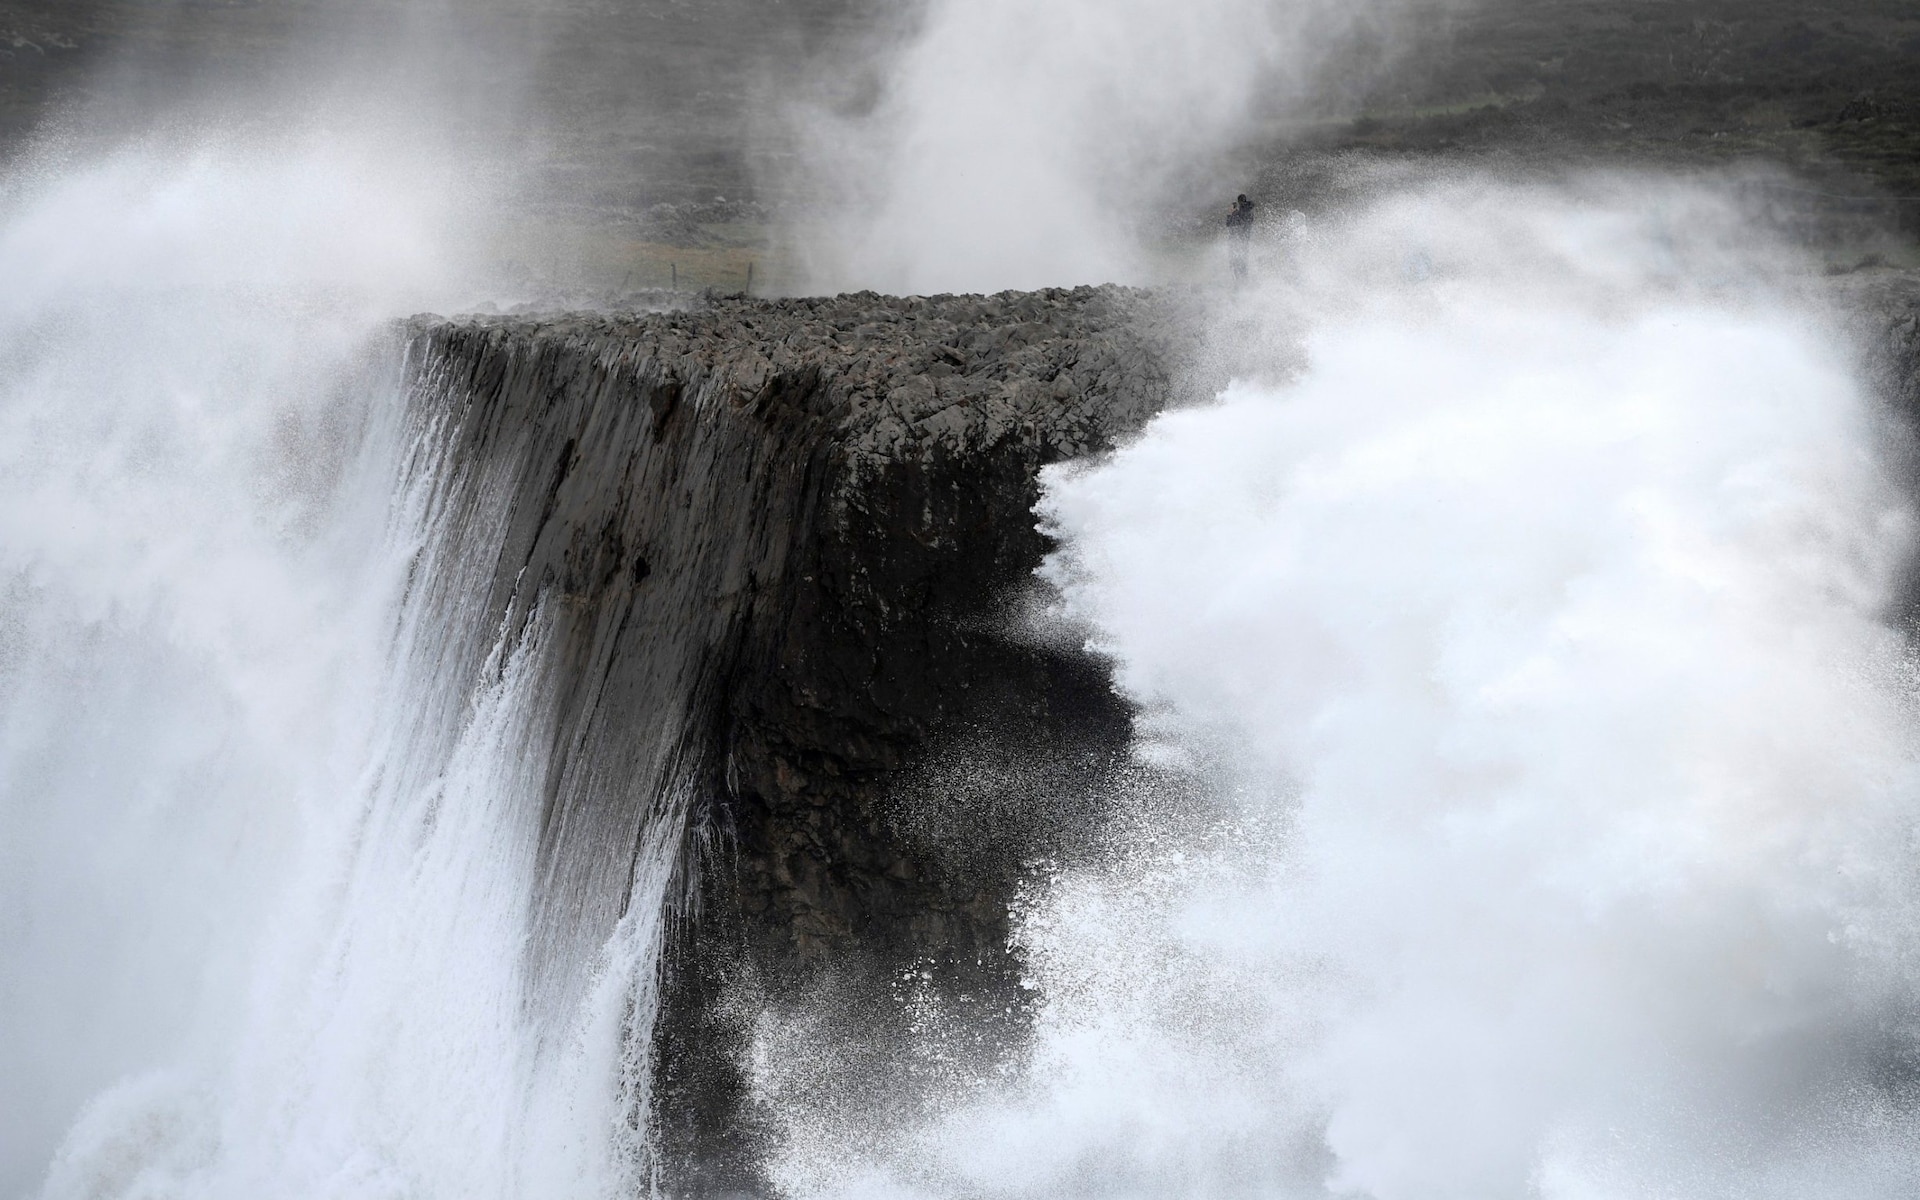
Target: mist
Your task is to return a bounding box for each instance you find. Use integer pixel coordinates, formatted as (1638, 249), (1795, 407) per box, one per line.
(781, 0), (1434, 294)
(0, 8), (563, 1194)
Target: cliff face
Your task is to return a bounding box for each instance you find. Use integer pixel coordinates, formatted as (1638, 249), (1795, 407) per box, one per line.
(404, 286), (1194, 1190)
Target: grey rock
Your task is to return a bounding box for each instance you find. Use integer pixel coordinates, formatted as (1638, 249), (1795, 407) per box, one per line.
(403, 284), (1198, 1193)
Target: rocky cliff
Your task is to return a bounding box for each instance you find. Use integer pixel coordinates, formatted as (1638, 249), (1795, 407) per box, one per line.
(403, 286), (1196, 1191)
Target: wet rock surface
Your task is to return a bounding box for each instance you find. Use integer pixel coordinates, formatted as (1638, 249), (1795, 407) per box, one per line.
(406, 285), (1198, 1192)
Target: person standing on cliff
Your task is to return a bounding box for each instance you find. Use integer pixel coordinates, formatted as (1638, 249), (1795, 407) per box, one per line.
(1225, 193), (1256, 285)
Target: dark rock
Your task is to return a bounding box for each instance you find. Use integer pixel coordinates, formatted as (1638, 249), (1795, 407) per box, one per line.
(402, 285), (1198, 1193)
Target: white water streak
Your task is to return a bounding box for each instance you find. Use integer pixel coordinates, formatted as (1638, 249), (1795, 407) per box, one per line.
(0, 135), (675, 1200)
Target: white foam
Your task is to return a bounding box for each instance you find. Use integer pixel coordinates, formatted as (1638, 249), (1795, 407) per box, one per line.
(761, 180), (1920, 1200)
(0, 131), (665, 1200)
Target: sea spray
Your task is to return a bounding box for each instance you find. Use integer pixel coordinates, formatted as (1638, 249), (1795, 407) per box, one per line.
(786, 0), (1429, 296)
(758, 179), (1920, 1200)
(0, 137), (460, 1193)
(0, 135), (673, 1200)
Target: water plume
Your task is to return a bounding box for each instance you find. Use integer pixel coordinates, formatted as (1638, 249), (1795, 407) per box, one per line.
(785, 0), (1430, 295)
(0, 119), (674, 1198)
(755, 177), (1920, 1200)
